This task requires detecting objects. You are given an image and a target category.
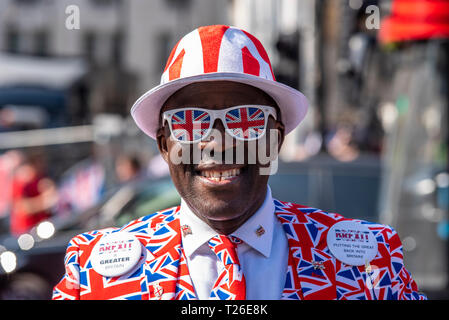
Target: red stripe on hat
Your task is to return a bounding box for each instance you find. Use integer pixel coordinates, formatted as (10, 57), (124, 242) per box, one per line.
(242, 30), (276, 80)
(169, 49), (186, 81)
(198, 25), (230, 73)
(241, 46), (260, 76)
(164, 40), (181, 73)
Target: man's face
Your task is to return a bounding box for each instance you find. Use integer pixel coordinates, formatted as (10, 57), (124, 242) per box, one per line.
(157, 81), (285, 234)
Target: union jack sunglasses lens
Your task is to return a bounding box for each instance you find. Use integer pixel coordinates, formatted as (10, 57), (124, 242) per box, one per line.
(164, 106), (276, 143)
(170, 109), (211, 142)
(224, 106), (267, 140)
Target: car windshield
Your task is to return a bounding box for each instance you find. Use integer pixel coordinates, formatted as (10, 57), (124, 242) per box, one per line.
(114, 178), (181, 227)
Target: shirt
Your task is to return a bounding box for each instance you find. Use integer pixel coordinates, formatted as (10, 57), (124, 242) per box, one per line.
(179, 185), (289, 300)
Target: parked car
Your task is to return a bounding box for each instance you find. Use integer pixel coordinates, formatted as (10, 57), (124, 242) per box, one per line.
(269, 154), (381, 222)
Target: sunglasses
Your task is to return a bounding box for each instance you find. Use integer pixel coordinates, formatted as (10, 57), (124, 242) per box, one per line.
(162, 105), (277, 143)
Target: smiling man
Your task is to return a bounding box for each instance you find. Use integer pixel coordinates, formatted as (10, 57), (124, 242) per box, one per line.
(53, 25), (425, 300)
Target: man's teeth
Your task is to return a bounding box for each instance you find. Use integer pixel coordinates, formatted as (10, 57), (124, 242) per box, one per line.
(200, 169), (241, 180)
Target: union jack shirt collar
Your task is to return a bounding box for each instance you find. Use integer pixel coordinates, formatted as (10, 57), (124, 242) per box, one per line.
(232, 185), (274, 258)
(178, 198), (217, 258)
(179, 185), (275, 258)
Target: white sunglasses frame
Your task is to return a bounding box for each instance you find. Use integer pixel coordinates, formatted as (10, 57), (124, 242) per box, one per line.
(162, 105), (277, 144)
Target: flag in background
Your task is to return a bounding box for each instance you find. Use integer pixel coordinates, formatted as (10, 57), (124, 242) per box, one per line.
(56, 159), (105, 217)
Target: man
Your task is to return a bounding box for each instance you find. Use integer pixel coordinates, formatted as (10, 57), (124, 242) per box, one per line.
(53, 25), (425, 300)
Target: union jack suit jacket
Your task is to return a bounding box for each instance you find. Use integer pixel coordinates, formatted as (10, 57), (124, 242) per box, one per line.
(52, 200), (426, 300)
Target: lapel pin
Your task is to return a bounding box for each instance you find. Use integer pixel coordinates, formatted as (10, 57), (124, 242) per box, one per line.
(365, 260), (372, 273)
(154, 283), (164, 299)
(255, 225), (265, 237)
(181, 224), (192, 237)
(312, 260), (325, 270)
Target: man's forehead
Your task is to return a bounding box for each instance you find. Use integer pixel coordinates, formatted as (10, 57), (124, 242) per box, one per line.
(160, 81), (280, 112)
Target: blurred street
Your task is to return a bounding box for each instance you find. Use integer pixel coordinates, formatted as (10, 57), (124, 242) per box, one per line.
(0, 0), (448, 299)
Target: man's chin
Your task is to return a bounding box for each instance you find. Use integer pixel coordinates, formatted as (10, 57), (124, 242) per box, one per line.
(197, 206), (248, 224)
(186, 195), (245, 220)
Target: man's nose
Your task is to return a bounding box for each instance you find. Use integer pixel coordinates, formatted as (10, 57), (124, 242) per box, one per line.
(198, 119), (236, 153)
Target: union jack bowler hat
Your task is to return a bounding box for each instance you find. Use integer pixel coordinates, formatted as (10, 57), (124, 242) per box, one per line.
(131, 25), (308, 139)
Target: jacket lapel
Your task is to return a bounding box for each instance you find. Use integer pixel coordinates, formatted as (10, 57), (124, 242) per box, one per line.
(140, 210), (197, 300)
(275, 202), (337, 300)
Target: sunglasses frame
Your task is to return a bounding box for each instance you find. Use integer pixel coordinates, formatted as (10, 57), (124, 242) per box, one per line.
(162, 105), (277, 144)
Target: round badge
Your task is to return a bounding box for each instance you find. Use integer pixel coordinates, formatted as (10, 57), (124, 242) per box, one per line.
(91, 231), (142, 277)
(326, 220), (378, 266)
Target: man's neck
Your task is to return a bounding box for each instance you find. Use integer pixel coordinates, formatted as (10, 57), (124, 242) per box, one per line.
(183, 187), (268, 235)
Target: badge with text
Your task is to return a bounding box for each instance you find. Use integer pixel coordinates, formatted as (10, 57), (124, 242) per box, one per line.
(327, 220), (378, 266)
(91, 232), (142, 277)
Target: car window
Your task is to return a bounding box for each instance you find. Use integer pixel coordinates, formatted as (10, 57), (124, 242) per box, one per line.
(115, 179), (181, 226)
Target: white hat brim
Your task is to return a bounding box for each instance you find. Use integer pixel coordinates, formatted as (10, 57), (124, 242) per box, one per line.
(131, 72), (308, 140)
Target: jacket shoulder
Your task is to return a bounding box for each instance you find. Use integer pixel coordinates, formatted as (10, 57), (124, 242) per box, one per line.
(53, 206), (181, 300)
(274, 199), (345, 227)
(273, 199), (396, 248)
(65, 205), (181, 254)
(118, 205), (181, 234)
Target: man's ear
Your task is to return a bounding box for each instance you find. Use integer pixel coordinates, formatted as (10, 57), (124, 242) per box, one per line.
(275, 121), (285, 152)
(156, 127), (169, 163)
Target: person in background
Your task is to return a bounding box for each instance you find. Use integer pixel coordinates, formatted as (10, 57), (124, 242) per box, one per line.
(114, 153), (143, 184)
(0, 150), (24, 220)
(9, 151), (58, 236)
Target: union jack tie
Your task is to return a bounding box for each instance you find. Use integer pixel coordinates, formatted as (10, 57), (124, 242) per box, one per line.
(208, 235), (246, 300)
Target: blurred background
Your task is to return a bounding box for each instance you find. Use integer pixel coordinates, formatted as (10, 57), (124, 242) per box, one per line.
(0, 0), (448, 300)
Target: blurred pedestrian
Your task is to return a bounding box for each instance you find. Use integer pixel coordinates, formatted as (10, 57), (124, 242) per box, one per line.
(114, 153), (143, 184)
(326, 125), (360, 162)
(0, 150), (24, 219)
(9, 151), (58, 236)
